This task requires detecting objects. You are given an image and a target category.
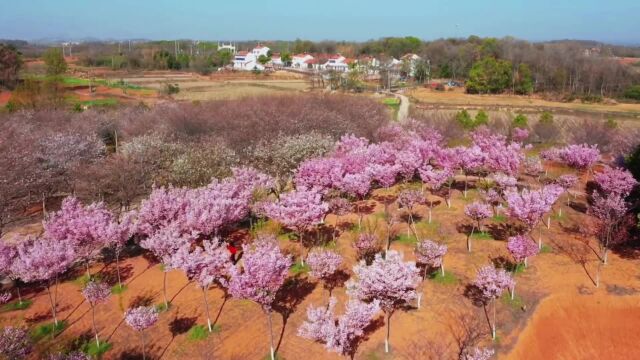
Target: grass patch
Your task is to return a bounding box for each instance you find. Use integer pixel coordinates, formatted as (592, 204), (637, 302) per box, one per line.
(155, 302), (171, 313)
(82, 340), (112, 358)
(74, 273), (99, 287)
(501, 292), (525, 311)
(551, 212), (564, 221)
(471, 231), (494, 240)
(289, 261), (310, 276)
(394, 233), (418, 246)
(415, 220), (441, 238)
(79, 98), (118, 107)
(31, 321), (67, 341)
(511, 263), (526, 274)
(382, 97), (400, 120)
(540, 244), (554, 254)
(111, 284), (127, 295)
(1, 299), (33, 312)
(428, 270), (458, 285)
(187, 324), (221, 341)
(492, 214), (507, 222)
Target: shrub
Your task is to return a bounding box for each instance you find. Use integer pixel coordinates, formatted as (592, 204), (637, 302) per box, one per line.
(623, 85), (640, 100)
(170, 143), (239, 187)
(249, 132), (334, 181)
(162, 83), (180, 95)
(512, 113), (528, 128)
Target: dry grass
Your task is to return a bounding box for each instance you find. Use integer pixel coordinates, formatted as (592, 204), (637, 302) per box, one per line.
(408, 88), (640, 117)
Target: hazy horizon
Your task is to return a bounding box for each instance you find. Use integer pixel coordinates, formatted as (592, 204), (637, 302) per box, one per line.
(1, 0), (639, 45)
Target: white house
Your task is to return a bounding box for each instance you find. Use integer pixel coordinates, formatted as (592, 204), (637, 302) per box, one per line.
(233, 45), (271, 71)
(324, 54), (350, 72)
(401, 53), (422, 76)
(292, 53), (314, 70)
(271, 53), (283, 67)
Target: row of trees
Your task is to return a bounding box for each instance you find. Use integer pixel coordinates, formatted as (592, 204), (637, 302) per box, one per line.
(0, 95), (388, 237)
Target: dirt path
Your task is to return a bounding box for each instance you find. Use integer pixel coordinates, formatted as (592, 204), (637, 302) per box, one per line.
(396, 93), (410, 121)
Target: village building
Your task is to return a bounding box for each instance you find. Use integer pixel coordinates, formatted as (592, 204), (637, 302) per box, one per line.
(232, 44), (270, 71)
(292, 53), (314, 69)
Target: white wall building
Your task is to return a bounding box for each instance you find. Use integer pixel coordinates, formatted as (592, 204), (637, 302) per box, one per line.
(233, 45), (270, 71)
(324, 54), (350, 72)
(292, 53), (314, 70)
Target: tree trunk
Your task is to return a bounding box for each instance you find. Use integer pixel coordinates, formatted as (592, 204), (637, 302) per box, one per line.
(298, 230), (305, 266)
(468, 224), (475, 252)
(92, 305), (100, 346)
(441, 263), (445, 277)
(267, 310), (276, 360)
(86, 261), (91, 279)
(203, 288), (213, 332)
(464, 174), (468, 198)
(115, 251), (122, 288)
(16, 285), (22, 304)
(141, 331), (147, 360)
(46, 283), (58, 326)
(385, 312), (391, 353)
(492, 299), (497, 339)
(163, 271), (169, 308)
(538, 226), (543, 250)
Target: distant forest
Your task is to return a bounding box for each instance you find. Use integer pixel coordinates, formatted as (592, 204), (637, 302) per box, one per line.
(2, 36), (640, 98)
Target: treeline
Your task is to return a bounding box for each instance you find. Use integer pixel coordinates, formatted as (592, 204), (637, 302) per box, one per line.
(6, 36), (640, 97)
(0, 94), (388, 235)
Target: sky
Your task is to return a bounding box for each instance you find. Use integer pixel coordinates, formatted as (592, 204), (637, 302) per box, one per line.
(1, 0), (639, 44)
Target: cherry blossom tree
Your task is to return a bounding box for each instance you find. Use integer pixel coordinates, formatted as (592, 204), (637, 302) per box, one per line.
(555, 174), (579, 214)
(0, 243), (22, 306)
(11, 237), (75, 326)
(464, 202), (492, 252)
(263, 189), (328, 265)
(135, 186), (192, 237)
(554, 144), (601, 170)
(44, 197), (114, 278)
(523, 156), (544, 180)
(169, 241), (231, 332)
(0, 326), (32, 360)
(419, 165), (453, 219)
(328, 197), (353, 241)
(298, 296), (380, 358)
(460, 347), (495, 360)
(295, 157), (345, 193)
(140, 224), (194, 308)
(593, 166), (637, 197)
(588, 192), (629, 272)
(473, 266), (514, 339)
(106, 212), (134, 290)
(505, 188), (553, 249)
(506, 235), (539, 299)
(307, 249), (343, 299)
(124, 306), (159, 360)
(414, 239), (447, 308)
(347, 250), (420, 353)
(511, 127), (529, 143)
(82, 281), (111, 346)
(335, 172), (373, 228)
(228, 237), (292, 360)
(456, 146), (485, 198)
(353, 233), (382, 264)
(48, 351), (91, 360)
(398, 189), (425, 239)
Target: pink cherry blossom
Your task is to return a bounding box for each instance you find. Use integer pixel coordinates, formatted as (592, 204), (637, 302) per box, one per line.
(0, 326), (31, 360)
(347, 250), (420, 353)
(593, 166), (637, 197)
(507, 235), (539, 264)
(298, 296), (380, 357)
(307, 249), (343, 281)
